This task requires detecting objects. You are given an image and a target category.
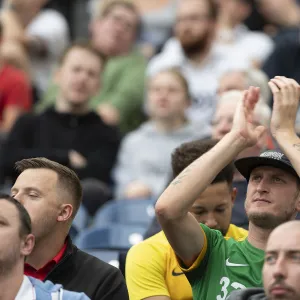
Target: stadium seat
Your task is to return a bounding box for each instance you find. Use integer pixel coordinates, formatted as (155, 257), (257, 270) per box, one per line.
(93, 199), (155, 227)
(74, 224), (147, 250)
(85, 249), (120, 268)
(72, 205), (89, 232)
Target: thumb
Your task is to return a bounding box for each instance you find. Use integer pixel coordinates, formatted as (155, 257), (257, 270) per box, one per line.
(254, 125), (266, 140)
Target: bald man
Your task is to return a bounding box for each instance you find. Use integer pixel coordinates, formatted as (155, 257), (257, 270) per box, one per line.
(227, 220), (300, 300)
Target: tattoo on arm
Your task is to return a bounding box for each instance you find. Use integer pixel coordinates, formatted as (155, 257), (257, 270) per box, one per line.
(171, 161), (197, 186)
(293, 143), (300, 151)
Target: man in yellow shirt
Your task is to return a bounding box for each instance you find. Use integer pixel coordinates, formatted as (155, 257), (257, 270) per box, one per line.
(126, 138), (248, 300)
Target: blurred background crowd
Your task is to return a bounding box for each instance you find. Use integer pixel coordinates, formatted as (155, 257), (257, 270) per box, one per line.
(0, 0), (300, 275)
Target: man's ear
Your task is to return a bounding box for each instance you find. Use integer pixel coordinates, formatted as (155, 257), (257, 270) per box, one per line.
(57, 204), (73, 223)
(21, 234), (35, 256)
(231, 187), (237, 205)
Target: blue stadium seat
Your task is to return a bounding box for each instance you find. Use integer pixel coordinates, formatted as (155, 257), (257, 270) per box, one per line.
(93, 199), (155, 227)
(74, 224), (147, 250)
(85, 250), (120, 268)
(72, 205), (89, 232)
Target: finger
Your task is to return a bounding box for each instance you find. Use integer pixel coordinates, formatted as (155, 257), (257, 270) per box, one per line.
(275, 76), (300, 105)
(254, 125), (266, 140)
(271, 77), (291, 105)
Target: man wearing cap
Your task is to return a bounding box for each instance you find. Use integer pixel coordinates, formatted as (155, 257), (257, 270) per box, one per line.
(155, 76), (300, 300)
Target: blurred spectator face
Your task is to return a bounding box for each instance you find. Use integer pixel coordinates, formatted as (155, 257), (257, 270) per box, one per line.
(91, 4), (139, 56)
(0, 200), (30, 270)
(190, 182), (235, 236)
(147, 71), (190, 121)
(212, 100), (237, 140)
(55, 47), (102, 107)
(263, 224), (300, 300)
(217, 0), (251, 25)
(217, 71), (247, 95)
(175, 0), (216, 55)
(257, 0), (295, 25)
(11, 169), (62, 241)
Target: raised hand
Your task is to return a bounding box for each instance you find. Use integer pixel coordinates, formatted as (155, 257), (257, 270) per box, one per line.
(268, 76), (300, 139)
(231, 86), (265, 148)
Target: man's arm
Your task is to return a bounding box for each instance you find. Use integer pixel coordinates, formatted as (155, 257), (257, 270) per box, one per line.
(155, 87), (265, 267)
(268, 76), (300, 176)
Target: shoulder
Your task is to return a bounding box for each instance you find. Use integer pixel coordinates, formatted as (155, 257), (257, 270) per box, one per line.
(1, 65), (29, 85)
(226, 224), (248, 242)
(32, 9), (67, 24)
(122, 122), (154, 144)
(128, 231), (170, 261)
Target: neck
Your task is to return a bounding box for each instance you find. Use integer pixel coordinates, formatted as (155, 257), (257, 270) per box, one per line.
(0, 263), (24, 300)
(218, 12), (238, 30)
(26, 230), (67, 269)
(55, 95), (90, 115)
(247, 222), (272, 250)
(153, 117), (187, 133)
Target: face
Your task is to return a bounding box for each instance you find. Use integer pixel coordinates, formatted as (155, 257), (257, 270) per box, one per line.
(55, 48), (102, 106)
(217, 72), (247, 96)
(263, 228), (300, 300)
(245, 166), (300, 229)
(91, 5), (139, 56)
(175, 0), (215, 55)
(11, 169), (62, 241)
(189, 182), (235, 236)
(147, 72), (189, 121)
(0, 201), (33, 275)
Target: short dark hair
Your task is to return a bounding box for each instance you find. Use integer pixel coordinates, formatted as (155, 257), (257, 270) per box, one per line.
(15, 158), (82, 218)
(59, 40), (106, 67)
(0, 194), (31, 237)
(171, 138), (234, 185)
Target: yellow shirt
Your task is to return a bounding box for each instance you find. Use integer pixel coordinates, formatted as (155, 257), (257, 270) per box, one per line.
(126, 224), (248, 300)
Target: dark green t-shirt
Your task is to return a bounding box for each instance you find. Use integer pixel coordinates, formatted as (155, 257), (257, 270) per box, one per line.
(183, 224), (265, 300)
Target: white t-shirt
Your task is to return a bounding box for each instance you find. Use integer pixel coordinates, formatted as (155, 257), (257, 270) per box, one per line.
(26, 9), (70, 94)
(15, 276), (36, 300)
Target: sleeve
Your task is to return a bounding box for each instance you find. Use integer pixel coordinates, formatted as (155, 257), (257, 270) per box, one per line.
(112, 135), (137, 199)
(178, 224), (225, 284)
(126, 242), (170, 300)
(4, 72), (32, 111)
(26, 10), (70, 58)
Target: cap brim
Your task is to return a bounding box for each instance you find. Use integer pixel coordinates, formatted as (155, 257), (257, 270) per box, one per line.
(234, 156), (299, 180)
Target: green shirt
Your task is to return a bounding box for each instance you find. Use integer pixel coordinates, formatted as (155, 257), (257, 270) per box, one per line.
(37, 50), (147, 134)
(182, 224), (264, 300)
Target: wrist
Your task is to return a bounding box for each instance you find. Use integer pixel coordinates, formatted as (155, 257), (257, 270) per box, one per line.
(226, 131), (250, 152)
(274, 130), (299, 145)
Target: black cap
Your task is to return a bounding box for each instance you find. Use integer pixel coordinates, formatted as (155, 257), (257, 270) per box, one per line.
(235, 150), (299, 181)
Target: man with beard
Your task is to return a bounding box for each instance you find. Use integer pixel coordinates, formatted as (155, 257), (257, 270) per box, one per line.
(228, 220), (300, 300)
(0, 194), (89, 299)
(147, 0), (248, 132)
(155, 76), (300, 299)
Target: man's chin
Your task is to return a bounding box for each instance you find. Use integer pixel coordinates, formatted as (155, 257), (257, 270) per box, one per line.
(248, 211), (290, 230)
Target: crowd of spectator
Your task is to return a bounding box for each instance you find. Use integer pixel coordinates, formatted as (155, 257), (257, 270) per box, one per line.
(0, 0), (300, 299)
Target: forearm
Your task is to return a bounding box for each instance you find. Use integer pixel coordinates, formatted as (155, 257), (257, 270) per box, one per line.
(275, 132), (300, 177)
(155, 132), (247, 220)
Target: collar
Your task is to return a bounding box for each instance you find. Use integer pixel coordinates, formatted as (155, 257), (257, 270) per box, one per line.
(24, 242), (68, 281)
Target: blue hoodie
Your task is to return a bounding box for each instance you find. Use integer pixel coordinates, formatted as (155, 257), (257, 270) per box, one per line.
(28, 277), (90, 300)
